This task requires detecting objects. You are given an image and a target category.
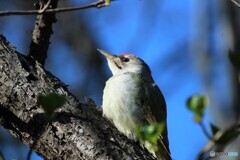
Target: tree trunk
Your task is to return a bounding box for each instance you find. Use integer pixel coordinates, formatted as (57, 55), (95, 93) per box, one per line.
(0, 34), (155, 160)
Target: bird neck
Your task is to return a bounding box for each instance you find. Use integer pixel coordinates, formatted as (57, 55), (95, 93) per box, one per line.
(112, 70), (154, 83)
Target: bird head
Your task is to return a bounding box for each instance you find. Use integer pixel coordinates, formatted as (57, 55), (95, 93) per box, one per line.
(98, 49), (152, 77)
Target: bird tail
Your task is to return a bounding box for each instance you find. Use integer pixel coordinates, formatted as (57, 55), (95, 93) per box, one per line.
(155, 128), (171, 160)
(155, 139), (171, 160)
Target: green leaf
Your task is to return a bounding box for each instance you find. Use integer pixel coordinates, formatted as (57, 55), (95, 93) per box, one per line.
(187, 95), (208, 123)
(216, 127), (240, 145)
(38, 92), (67, 120)
(105, 0), (111, 6)
(135, 123), (165, 144)
(228, 51), (240, 69)
(210, 123), (220, 135)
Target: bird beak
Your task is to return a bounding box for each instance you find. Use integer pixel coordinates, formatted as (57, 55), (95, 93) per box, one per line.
(97, 49), (116, 60)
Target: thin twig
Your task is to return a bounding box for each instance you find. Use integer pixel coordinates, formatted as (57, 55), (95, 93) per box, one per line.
(39, 0), (52, 13)
(198, 124), (240, 159)
(0, 0), (106, 16)
(27, 148), (33, 160)
(199, 122), (213, 140)
(231, 0), (240, 7)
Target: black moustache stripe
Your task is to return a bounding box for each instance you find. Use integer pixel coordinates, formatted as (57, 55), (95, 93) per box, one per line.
(114, 61), (122, 69)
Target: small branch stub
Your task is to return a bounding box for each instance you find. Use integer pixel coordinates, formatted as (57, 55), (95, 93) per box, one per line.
(28, 0), (58, 65)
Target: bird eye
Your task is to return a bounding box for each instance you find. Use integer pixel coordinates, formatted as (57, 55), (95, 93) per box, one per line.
(120, 57), (129, 62)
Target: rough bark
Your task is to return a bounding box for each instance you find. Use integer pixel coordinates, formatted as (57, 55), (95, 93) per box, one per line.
(0, 34), (155, 160)
(28, 0), (58, 65)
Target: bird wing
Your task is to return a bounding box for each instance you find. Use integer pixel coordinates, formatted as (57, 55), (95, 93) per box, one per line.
(139, 75), (171, 160)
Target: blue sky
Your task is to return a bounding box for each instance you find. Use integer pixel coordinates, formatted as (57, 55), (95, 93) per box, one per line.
(0, 0), (237, 159)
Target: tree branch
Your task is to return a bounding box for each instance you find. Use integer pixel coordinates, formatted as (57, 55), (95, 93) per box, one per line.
(39, 0), (52, 14)
(28, 0), (58, 65)
(0, 34), (155, 160)
(0, 0), (107, 17)
(231, 0), (240, 8)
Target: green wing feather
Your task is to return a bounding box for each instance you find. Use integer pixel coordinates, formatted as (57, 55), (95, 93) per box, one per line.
(127, 72), (171, 160)
(138, 74), (171, 160)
